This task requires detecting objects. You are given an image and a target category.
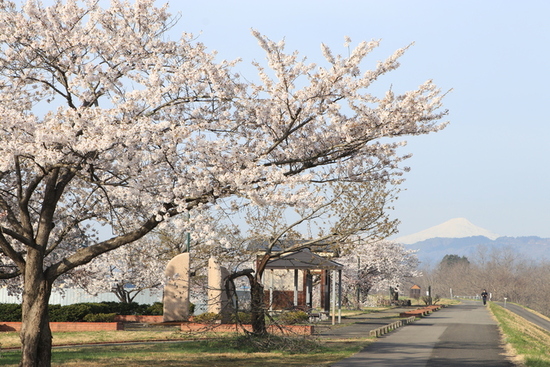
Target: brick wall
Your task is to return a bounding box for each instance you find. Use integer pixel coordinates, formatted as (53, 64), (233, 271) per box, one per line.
(1, 322), (123, 332)
(114, 315), (164, 323)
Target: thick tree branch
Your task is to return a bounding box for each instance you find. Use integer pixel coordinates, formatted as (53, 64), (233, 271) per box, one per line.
(45, 214), (160, 281)
(0, 231), (25, 270)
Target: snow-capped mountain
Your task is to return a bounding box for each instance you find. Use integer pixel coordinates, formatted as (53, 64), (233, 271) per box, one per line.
(393, 218), (550, 264)
(395, 218), (500, 245)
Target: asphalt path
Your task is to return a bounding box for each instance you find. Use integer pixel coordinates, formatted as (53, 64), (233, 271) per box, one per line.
(318, 306), (413, 339)
(331, 300), (514, 367)
(495, 301), (550, 332)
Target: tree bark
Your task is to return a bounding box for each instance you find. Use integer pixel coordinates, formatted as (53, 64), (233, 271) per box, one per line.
(226, 268), (267, 335)
(249, 278), (267, 335)
(355, 284), (361, 310)
(20, 258), (53, 367)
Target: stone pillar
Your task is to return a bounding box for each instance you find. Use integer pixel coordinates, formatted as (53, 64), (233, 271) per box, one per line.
(163, 253), (190, 322)
(207, 257), (232, 322)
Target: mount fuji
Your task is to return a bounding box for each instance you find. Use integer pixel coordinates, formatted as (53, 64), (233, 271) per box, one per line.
(395, 218), (500, 245)
(394, 218), (550, 264)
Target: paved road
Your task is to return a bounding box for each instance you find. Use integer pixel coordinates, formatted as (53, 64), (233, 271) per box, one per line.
(317, 307), (413, 339)
(331, 301), (514, 367)
(496, 301), (550, 332)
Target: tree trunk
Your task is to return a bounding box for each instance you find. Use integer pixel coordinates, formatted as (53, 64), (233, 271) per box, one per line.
(20, 262), (53, 367)
(226, 267), (267, 335)
(225, 268), (267, 335)
(114, 283), (132, 304)
(355, 284), (361, 310)
(249, 279), (267, 335)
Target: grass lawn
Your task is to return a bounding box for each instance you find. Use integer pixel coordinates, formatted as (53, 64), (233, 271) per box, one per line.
(0, 304), (453, 366)
(1, 335), (370, 367)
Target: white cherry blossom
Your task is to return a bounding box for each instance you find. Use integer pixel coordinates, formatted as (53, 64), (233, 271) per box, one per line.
(0, 1), (447, 365)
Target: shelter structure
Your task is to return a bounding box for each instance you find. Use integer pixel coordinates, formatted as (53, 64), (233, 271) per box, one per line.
(262, 248), (344, 324)
(410, 284), (421, 299)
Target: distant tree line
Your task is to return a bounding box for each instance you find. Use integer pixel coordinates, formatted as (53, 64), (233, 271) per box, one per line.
(415, 246), (550, 317)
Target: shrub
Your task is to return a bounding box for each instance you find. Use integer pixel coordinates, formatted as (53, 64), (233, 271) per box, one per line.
(83, 313), (117, 322)
(231, 311), (252, 324)
(421, 295), (432, 306)
(49, 302), (131, 321)
(422, 295), (441, 306)
(48, 302), (153, 321)
(0, 304), (22, 322)
(0, 301), (169, 322)
(97, 301), (148, 315)
(144, 302), (163, 315)
(141, 301), (194, 316)
(192, 312), (220, 323)
(278, 310), (309, 325)
(49, 303), (97, 322)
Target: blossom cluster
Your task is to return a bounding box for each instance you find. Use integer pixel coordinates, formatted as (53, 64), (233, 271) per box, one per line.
(0, 0), (447, 288)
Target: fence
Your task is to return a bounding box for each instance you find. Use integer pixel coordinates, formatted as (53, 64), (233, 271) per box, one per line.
(454, 295), (482, 300)
(0, 287), (161, 305)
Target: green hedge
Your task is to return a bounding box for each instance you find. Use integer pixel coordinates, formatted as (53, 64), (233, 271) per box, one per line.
(146, 302), (164, 315)
(0, 301), (167, 322)
(231, 311), (253, 324)
(83, 313), (117, 322)
(192, 312), (220, 323)
(277, 310), (309, 324)
(0, 303), (22, 322)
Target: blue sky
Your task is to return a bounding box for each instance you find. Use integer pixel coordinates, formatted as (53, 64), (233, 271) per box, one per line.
(29, 0), (549, 239)
(167, 0), (550, 239)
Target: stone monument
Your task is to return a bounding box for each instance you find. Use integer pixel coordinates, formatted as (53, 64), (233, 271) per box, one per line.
(207, 257), (233, 322)
(163, 252), (190, 322)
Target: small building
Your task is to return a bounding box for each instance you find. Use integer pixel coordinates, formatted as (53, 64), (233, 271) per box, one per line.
(263, 248), (343, 312)
(410, 284), (421, 299)
(251, 239), (344, 323)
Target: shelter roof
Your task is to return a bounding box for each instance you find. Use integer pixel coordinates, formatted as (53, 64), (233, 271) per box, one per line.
(248, 239), (336, 255)
(265, 248), (343, 270)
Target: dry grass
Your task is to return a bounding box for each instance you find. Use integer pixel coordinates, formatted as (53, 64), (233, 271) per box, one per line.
(0, 330), (199, 349)
(1, 336), (369, 367)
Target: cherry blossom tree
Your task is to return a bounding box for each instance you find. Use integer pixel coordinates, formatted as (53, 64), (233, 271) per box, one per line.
(78, 215), (250, 305)
(71, 237), (166, 304)
(0, 0), (447, 365)
(338, 240), (420, 309)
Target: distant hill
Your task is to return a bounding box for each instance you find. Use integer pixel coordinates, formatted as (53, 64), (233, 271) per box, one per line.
(393, 218), (550, 264)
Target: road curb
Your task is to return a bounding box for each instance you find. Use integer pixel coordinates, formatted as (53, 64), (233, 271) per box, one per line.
(368, 316), (416, 337)
(369, 305), (446, 338)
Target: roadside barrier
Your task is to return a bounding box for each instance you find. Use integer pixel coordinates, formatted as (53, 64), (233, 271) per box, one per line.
(369, 316), (416, 337)
(369, 305), (445, 338)
(399, 305), (442, 318)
